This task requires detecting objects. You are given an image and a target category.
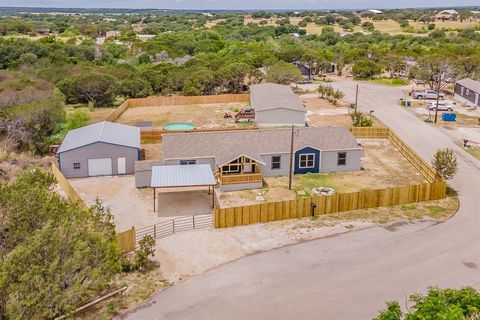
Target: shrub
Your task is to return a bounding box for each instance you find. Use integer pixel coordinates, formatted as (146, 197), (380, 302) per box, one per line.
(351, 112), (373, 127)
(431, 148), (457, 180)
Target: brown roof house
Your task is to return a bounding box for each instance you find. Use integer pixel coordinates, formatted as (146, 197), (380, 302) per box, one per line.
(250, 83), (307, 127)
(162, 127), (362, 191)
(435, 10), (458, 21)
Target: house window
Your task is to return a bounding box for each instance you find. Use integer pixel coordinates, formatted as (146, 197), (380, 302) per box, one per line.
(180, 160), (196, 165)
(466, 89), (471, 95)
(337, 152), (347, 166)
(299, 154), (315, 169)
(73, 162), (81, 169)
(271, 156), (281, 170)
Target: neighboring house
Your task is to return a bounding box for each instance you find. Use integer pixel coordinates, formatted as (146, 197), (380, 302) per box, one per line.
(250, 83), (306, 127)
(435, 10), (458, 21)
(454, 78), (480, 108)
(293, 61), (313, 80)
(137, 34), (156, 41)
(359, 9), (384, 16)
(57, 121), (140, 179)
(105, 30), (121, 38)
(162, 127), (362, 191)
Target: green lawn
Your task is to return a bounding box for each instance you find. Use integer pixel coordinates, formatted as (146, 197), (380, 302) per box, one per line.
(367, 78), (410, 87)
(466, 146), (480, 160)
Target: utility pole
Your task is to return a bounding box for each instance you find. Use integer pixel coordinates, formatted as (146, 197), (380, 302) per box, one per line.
(354, 84), (359, 114)
(288, 125), (294, 190)
(434, 86), (441, 124)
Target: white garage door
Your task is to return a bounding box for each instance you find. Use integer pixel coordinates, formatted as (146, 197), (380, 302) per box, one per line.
(88, 158), (112, 177)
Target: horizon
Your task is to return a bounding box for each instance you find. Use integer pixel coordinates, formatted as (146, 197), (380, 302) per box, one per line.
(1, 1), (480, 11)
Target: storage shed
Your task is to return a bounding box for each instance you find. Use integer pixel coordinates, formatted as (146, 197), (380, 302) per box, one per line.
(57, 121), (140, 178)
(454, 78), (480, 108)
(250, 83), (306, 127)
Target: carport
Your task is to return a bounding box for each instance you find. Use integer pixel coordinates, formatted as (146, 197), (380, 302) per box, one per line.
(151, 164), (217, 212)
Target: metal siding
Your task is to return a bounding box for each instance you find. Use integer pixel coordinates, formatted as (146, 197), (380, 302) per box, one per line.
(294, 147), (320, 174)
(255, 109), (306, 126)
(150, 164), (216, 188)
(455, 84), (477, 105)
(320, 150), (362, 173)
(59, 142), (138, 178)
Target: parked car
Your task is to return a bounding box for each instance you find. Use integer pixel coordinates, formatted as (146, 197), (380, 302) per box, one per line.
(427, 101), (453, 112)
(412, 89), (445, 100)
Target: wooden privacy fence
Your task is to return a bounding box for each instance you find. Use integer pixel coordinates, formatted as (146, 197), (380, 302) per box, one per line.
(51, 161), (87, 208)
(214, 181), (447, 228)
(350, 127), (438, 183)
(105, 93), (250, 122)
(52, 161), (137, 252)
(117, 227), (136, 252)
(141, 126), (259, 143)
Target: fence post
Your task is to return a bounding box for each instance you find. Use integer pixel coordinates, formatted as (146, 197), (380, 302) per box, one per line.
(153, 224), (156, 239)
(173, 219), (175, 234)
(193, 215), (195, 229)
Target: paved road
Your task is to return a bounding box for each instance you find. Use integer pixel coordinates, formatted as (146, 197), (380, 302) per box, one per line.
(119, 81), (480, 320)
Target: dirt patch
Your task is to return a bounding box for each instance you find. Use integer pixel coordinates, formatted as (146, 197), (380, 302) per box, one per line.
(117, 102), (252, 129)
(142, 143), (163, 161)
(216, 139), (427, 208)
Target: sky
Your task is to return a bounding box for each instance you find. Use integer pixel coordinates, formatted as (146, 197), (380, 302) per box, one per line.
(1, 0), (479, 10)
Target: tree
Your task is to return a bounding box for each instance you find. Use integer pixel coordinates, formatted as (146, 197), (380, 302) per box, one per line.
(431, 148), (458, 180)
(116, 77), (153, 98)
(375, 287), (480, 320)
(352, 59), (382, 79)
(415, 55), (453, 123)
(0, 170), (120, 319)
(265, 61), (302, 85)
(361, 21), (375, 32)
(57, 73), (117, 107)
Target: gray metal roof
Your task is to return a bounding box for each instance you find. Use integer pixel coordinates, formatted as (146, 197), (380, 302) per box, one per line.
(163, 127), (361, 167)
(150, 164), (217, 188)
(456, 78), (480, 94)
(250, 83), (306, 112)
(58, 121), (140, 154)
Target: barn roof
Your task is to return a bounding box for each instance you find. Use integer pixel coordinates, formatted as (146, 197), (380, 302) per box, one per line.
(250, 83), (306, 112)
(57, 121), (140, 154)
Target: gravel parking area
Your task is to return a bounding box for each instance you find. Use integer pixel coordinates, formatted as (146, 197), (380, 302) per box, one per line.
(70, 175), (213, 231)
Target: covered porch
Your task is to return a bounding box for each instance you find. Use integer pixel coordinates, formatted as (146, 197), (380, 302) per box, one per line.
(216, 155), (263, 186)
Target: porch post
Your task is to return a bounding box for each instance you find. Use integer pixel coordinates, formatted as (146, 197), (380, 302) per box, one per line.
(212, 187), (215, 209)
(153, 187), (156, 212)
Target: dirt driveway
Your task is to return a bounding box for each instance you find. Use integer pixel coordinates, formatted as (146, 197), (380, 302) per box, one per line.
(70, 175), (213, 231)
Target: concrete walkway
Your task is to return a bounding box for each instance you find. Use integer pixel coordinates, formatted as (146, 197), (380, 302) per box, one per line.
(118, 80), (480, 320)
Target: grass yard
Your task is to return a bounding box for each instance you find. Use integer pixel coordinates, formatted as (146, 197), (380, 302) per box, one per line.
(216, 139), (426, 208)
(117, 102), (252, 129)
(64, 106), (116, 124)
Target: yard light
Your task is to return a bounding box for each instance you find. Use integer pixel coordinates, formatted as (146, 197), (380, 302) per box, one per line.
(311, 203), (317, 217)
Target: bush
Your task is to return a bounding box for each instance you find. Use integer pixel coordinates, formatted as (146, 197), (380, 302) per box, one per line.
(121, 235), (156, 273)
(351, 112), (373, 127)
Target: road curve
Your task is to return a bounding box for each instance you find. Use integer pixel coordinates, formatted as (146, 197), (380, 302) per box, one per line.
(118, 81), (480, 320)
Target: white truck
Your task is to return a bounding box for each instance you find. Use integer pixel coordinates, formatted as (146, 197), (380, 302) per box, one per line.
(411, 89), (445, 100)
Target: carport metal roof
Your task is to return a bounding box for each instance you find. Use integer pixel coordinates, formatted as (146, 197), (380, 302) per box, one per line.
(150, 164), (217, 188)
(150, 165), (217, 212)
